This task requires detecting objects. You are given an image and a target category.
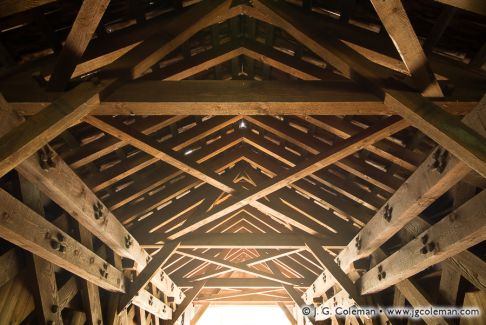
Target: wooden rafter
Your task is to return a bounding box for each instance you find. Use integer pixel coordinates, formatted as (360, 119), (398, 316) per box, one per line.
(48, 0), (111, 90)
(252, 0), (486, 178)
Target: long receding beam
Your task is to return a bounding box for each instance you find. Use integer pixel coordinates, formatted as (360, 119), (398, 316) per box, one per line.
(3, 80), (476, 116)
(175, 278), (312, 289)
(253, 0), (486, 178)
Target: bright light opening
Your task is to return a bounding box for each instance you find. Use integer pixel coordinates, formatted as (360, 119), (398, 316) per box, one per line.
(239, 120), (247, 129)
(196, 305), (291, 325)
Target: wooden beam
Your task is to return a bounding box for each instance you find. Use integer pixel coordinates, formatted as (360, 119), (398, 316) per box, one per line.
(168, 281), (206, 325)
(396, 280), (448, 325)
(253, 0), (486, 179)
(0, 79), (111, 178)
(175, 278), (312, 289)
(19, 177), (63, 325)
(77, 225), (104, 325)
(176, 250), (304, 286)
(0, 98), (150, 269)
(303, 96), (486, 302)
(158, 234), (338, 249)
(0, 188), (125, 292)
(132, 290), (172, 320)
(85, 116), (235, 193)
(246, 249), (305, 266)
(305, 240), (365, 307)
(48, 0), (110, 90)
(278, 302), (297, 325)
(0, 249), (21, 288)
(167, 116), (407, 239)
(383, 89), (486, 178)
(190, 303), (209, 325)
(0, 0), (57, 18)
(4, 81), (477, 116)
(370, 0), (443, 97)
(120, 242), (180, 310)
(360, 189), (486, 294)
(104, 0), (232, 79)
(434, 0), (486, 16)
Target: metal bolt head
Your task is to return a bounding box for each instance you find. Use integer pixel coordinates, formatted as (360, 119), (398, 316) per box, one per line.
(50, 239), (60, 251)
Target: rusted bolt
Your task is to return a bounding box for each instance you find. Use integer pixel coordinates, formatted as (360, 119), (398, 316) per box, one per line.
(355, 236), (362, 250)
(124, 234), (133, 249)
(431, 148), (449, 173)
(50, 239), (60, 250)
(421, 234), (429, 244)
(383, 204), (393, 222)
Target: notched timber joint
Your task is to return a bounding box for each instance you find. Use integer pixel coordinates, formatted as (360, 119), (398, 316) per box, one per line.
(38, 146), (56, 171)
(431, 148), (449, 173)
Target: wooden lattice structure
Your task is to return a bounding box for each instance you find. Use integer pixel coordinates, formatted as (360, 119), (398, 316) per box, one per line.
(0, 0), (485, 324)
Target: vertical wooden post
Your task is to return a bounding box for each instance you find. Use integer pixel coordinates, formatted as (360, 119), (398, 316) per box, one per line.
(19, 176), (63, 325)
(78, 225), (104, 325)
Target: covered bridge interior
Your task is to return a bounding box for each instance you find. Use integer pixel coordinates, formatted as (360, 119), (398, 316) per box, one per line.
(0, 0), (485, 324)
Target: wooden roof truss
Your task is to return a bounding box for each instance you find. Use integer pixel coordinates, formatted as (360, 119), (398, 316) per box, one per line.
(0, 0), (485, 324)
